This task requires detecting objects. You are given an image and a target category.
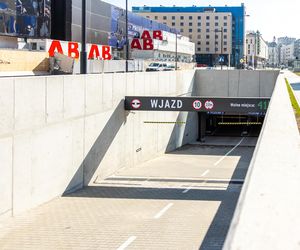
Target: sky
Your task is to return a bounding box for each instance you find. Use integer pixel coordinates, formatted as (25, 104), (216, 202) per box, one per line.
(105, 0), (299, 42)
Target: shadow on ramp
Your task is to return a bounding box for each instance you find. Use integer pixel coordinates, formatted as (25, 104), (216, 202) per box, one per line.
(64, 100), (127, 194)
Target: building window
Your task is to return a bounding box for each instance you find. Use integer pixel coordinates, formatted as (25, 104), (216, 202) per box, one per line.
(163, 16), (167, 20)
(197, 28), (201, 32)
(189, 35), (192, 39)
(206, 48), (210, 52)
(224, 48), (227, 52)
(180, 22), (184, 26)
(197, 48), (201, 52)
(224, 22), (227, 26)
(180, 16), (184, 20)
(189, 16), (193, 20)
(180, 28), (184, 32)
(198, 16), (201, 20)
(189, 29), (193, 32)
(224, 28), (227, 33)
(206, 22), (210, 26)
(206, 35), (210, 39)
(215, 41), (218, 45)
(155, 16), (158, 20)
(248, 50), (250, 54)
(206, 41), (210, 45)
(146, 16), (150, 18)
(198, 22), (201, 26)
(215, 47), (219, 51)
(189, 22), (192, 26)
(163, 22), (167, 25)
(206, 29), (210, 32)
(224, 35), (227, 39)
(215, 23), (219, 27)
(172, 16), (175, 20)
(215, 35), (218, 39)
(215, 16), (219, 20)
(224, 41), (227, 45)
(206, 16), (210, 20)
(197, 34), (201, 39)
(224, 16), (228, 20)
(197, 41), (201, 45)
(172, 22), (175, 26)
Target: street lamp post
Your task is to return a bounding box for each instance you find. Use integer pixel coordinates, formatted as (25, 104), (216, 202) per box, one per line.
(125, 0), (129, 72)
(215, 27), (224, 70)
(80, 0), (87, 74)
(175, 31), (178, 70)
(220, 27), (224, 70)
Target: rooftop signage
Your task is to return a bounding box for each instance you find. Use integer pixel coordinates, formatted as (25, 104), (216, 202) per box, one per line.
(130, 30), (163, 50)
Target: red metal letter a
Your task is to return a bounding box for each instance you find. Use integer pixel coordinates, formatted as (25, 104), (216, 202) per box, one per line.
(88, 44), (100, 59)
(141, 30), (151, 39)
(48, 40), (63, 57)
(131, 39), (142, 50)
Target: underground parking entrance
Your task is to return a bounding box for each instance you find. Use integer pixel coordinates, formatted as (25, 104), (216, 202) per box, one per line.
(125, 96), (269, 142)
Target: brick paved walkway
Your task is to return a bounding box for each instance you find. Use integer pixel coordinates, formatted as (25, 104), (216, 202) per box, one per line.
(0, 145), (254, 250)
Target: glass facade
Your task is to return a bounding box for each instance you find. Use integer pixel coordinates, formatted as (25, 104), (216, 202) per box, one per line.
(0, 0), (51, 38)
(51, 0), (176, 49)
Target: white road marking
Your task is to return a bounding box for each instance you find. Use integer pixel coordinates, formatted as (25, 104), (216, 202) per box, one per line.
(117, 236), (137, 250)
(154, 203), (174, 219)
(214, 138), (245, 166)
(182, 188), (191, 193)
(182, 170), (210, 194)
(201, 169), (210, 177)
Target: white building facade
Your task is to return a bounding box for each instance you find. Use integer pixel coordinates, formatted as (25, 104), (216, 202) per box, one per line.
(267, 41), (279, 67)
(280, 43), (295, 66)
(131, 31), (195, 63)
(246, 31), (268, 68)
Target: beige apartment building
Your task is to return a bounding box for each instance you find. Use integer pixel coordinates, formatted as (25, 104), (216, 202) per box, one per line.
(139, 9), (232, 66)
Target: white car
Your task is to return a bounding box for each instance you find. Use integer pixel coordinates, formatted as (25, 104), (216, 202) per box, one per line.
(146, 63), (168, 72)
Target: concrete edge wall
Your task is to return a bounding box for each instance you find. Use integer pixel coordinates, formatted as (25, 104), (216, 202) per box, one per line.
(195, 69), (279, 97)
(223, 73), (300, 249)
(0, 70), (198, 218)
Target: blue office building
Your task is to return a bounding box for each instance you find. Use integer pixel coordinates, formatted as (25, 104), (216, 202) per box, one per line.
(133, 4), (246, 67)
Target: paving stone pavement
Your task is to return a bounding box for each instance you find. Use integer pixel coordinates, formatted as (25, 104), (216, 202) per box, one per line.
(0, 145), (254, 250)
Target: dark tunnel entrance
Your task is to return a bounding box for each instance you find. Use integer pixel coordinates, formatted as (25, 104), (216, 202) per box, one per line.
(198, 113), (265, 141)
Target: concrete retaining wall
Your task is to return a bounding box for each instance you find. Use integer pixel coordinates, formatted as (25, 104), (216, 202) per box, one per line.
(224, 73), (300, 249)
(195, 70), (279, 97)
(0, 70), (197, 218)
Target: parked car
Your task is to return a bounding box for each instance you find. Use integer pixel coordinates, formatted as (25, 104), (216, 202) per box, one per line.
(164, 65), (175, 71)
(146, 63), (168, 72)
